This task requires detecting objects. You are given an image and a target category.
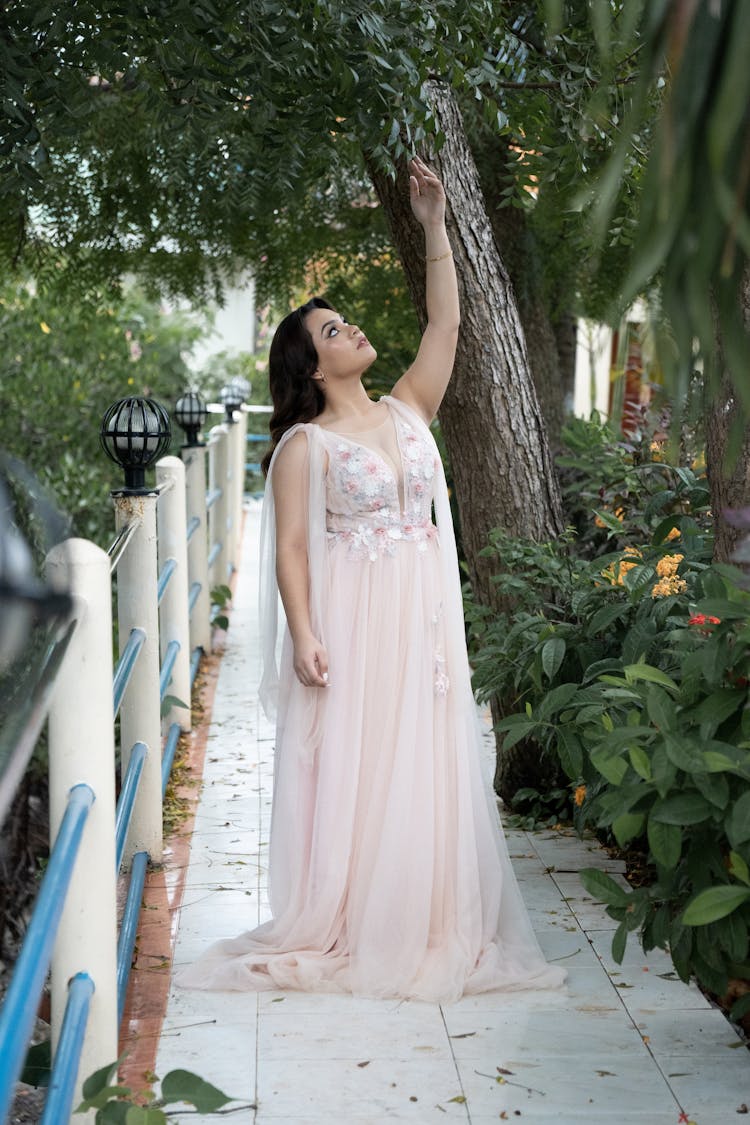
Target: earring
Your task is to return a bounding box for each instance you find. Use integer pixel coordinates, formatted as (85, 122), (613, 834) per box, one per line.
(313, 370), (326, 383)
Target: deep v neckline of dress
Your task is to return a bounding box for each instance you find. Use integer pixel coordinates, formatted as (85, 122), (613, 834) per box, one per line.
(316, 400), (406, 513)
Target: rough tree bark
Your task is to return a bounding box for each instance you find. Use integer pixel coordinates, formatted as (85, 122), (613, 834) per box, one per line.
(365, 82), (565, 802)
(705, 268), (750, 564)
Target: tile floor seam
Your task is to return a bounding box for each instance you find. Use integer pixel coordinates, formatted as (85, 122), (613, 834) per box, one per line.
(438, 1003), (472, 1123)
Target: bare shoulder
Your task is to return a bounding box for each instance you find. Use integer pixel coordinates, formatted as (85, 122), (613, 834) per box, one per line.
(272, 429), (309, 474)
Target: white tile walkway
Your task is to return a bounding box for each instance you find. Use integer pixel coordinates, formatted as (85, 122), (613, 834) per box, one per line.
(155, 501), (750, 1124)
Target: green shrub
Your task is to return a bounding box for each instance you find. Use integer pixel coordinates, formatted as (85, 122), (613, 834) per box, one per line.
(471, 416), (750, 1010)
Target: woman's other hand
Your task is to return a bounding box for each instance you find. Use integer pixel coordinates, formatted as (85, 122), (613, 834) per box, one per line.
(409, 156), (446, 228)
(293, 632), (330, 688)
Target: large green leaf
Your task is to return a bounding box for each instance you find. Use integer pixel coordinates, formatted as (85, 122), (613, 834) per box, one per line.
(623, 664), (679, 692)
(682, 886), (750, 926)
(647, 817), (681, 869)
(556, 727), (583, 779)
(663, 735), (707, 774)
(159, 1070), (233, 1112)
(650, 793), (713, 825)
(579, 867), (630, 907)
(613, 812), (645, 847)
(726, 792), (750, 848)
(537, 682), (579, 719)
(541, 636), (566, 681)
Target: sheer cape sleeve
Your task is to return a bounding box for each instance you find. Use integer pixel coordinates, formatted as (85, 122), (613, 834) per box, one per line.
(258, 423), (329, 722)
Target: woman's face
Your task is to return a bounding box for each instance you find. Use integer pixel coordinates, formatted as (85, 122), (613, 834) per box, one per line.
(303, 307), (377, 382)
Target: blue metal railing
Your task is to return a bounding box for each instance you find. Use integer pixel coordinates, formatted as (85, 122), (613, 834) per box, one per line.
(0, 435), (225, 1118)
(40, 972), (95, 1125)
(0, 784), (94, 1124)
(157, 558), (177, 605)
(115, 742), (147, 871)
(113, 627), (146, 716)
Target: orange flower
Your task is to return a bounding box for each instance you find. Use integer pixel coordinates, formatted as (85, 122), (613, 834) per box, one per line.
(666, 527), (681, 542)
(574, 785), (587, 807)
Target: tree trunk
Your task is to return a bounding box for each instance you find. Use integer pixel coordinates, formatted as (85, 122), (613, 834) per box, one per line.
(706, 268), (750, 565)
(364, 82), (565, 803)
(365, 83), (564, 608)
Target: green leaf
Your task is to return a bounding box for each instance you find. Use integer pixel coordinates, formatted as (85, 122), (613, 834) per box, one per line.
(693, 598), (749, 620)
(541, 637), (566, 681)
(612, 812), (645, 847)
(556, 727), (583, 779)
(612, 919), (628, 964)
(650, 793), (713, 825)
(76, 1086), (133, 1112)
(647, 817), (681, 869)
(628, 745), (651, 780)
(730, 993), (750, 1022)
(579, 867), (630, 907)
(664, 735), (707, 774)
(498, 720), (538, 751)
(623, 664), (679, 692)
(682, 886), (750, 926)
(99, 1105), (130, 1125)
(590, 745), (629, 785)
(692, 688), (745, 728)
(592, 507), (625, 532)
(645, 686), (676, 733)
(21, 1039), (51, 1088)
(81, 1060), (123, 1102)
(159, 1070), (233, 1112)
(726, 792), (750, 847)
(125, 1109), (168, 1124)
(729, 851), (750, 887)
(537, 682), (579, 719)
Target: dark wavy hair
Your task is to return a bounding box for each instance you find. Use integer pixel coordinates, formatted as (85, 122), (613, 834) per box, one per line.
(261, 297), (332, 476)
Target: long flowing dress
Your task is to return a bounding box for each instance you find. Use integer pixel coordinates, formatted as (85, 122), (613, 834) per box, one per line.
(176, 395), (567, 1003)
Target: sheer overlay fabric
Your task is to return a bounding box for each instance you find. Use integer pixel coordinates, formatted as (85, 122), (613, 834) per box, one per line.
(176, 396), (567, 1002)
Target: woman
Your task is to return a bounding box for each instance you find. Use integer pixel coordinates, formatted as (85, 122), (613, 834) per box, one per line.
(178, 158), (566, 1002)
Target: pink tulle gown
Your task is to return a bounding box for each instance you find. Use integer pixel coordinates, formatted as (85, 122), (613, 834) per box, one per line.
(176, 395), (566, 1003)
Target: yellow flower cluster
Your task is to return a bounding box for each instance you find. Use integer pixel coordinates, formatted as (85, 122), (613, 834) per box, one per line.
(656, 553), (684, 577)
(665, 527), (681, 542)
(574, 785), (587, 807)
(652, 553), (686, 598)
(602, 546), (642, 587)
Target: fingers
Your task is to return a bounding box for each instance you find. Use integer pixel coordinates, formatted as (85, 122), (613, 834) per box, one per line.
(294, 645), (330, 688)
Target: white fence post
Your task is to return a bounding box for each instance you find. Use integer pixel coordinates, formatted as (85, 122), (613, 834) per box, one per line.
(113, 491), (163, 865)
(156, 457), (192, 733)
(45, 539), (118, 1114)
(181, 443), (211, 654)
(208, 424), (229, 590)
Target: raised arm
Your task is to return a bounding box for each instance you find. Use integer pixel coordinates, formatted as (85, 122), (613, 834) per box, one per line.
(272, 432), (329, 688)
(391, 156), (460, 424)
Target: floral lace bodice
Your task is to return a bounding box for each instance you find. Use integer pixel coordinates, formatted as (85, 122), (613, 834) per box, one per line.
(320, 408), (439, 562)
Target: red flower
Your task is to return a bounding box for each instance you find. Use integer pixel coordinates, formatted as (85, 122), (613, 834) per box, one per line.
(688, 614), (706, 626)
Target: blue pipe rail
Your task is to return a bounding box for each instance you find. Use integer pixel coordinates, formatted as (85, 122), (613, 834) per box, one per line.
(157, 557), (177, 605)
(115, 742), (148, 871)
(0, 784), (94, 1124)
(113, 627), (146, 717)
(161, 724), (181, 797)
(188, 581), (201, 615)
(159, 639), (181, 701)
(117, 850), (149, 1023)
(205, 487), (222, 511)
(186, 515), (200, 543)
(207, 542), (221, 568)
(40, 972), (95, 1125)
(190, 646), (202, 687)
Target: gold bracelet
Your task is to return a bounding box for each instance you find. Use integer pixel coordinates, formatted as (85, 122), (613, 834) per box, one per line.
(426, 249), (453, 262)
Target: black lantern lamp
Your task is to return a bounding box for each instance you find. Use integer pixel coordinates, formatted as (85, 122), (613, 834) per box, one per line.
(174, 390), (207, 447)
(219, 382), (244, 424)
(100, 396), (172, 492)
(230, 375), (251, 401)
